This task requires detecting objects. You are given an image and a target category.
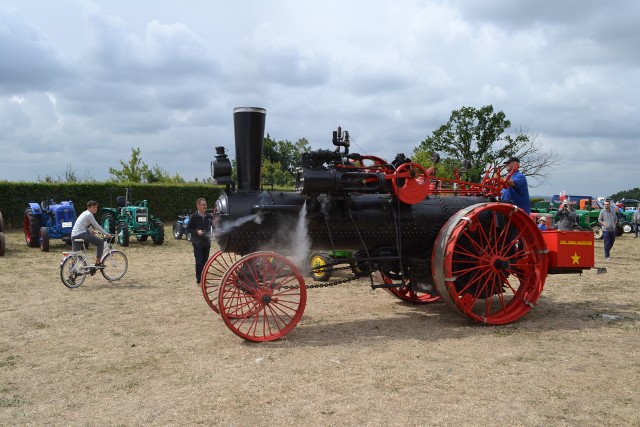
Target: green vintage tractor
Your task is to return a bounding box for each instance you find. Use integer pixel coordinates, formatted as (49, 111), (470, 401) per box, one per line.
(101, 190), (164, 247)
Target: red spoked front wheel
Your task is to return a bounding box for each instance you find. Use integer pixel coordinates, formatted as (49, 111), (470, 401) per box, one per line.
(218, 252), (307, 342)
(432, 202), (548, 325)
(201, 250), (240, 314)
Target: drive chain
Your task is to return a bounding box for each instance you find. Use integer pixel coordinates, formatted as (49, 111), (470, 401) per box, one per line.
(284, 265), (374, 289)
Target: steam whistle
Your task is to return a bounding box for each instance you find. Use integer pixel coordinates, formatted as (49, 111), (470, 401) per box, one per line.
(332, 126), (350, 154)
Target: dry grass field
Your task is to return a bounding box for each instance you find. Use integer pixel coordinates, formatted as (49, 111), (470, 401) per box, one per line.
(1, 226), (639, 426)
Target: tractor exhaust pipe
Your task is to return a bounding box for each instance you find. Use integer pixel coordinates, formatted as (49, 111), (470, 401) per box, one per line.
(233, 107), (266, 192)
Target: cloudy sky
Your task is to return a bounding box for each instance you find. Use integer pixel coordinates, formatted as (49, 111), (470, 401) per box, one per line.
(1, 0), (639, 197)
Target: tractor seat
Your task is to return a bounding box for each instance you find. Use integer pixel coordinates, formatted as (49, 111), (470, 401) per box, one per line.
(116, 196), (127, 208)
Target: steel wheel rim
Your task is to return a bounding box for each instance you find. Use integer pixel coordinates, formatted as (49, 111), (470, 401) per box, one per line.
(201, 251), (240, 314)
(218, 252), (307, 342)
(432, 202), (548, 325)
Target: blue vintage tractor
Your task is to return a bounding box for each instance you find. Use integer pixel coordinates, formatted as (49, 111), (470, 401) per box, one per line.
(173, 210), (193, 241)
(24, 199), (77, 252)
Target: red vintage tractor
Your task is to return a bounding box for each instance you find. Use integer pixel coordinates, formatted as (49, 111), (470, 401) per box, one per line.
(200, 107), (596, 342)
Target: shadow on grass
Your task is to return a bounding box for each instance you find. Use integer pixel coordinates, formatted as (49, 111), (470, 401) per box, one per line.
(232, 295), (640, 348)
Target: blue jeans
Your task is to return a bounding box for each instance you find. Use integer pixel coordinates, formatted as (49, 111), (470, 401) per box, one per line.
(635, 222), (639, 237)
(603, 230), (616, 258)
(193, 244), (211, 284)
(72, 231), (105, 261)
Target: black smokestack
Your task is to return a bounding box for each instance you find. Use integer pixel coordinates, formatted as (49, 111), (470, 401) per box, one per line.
(233, 107), (266, 191)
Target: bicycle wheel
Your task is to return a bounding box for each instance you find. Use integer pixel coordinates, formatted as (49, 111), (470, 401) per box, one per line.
(60, 255), (88, 288)
(101, 250), (128, 281)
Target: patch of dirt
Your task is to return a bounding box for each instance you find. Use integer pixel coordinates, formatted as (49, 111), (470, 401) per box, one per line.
(1, 228), (638, 426)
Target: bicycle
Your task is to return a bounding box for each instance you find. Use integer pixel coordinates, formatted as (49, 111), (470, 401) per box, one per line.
(60, 234), (128, 288)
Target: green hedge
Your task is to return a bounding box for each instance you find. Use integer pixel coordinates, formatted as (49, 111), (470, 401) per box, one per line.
(0, 182), (224, 230)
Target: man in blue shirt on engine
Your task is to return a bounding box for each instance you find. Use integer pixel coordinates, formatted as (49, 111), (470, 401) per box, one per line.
(500, 157), (531, 214)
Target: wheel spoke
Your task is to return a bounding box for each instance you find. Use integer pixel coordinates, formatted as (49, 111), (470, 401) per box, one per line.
(218, 252), (306, 341)
(201, 251), (240, 314)
(382, 272), (441, 303)
(433, 202), (547, 325)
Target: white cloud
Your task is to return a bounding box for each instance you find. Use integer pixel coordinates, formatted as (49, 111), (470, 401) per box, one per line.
(0, 0), (638, 198)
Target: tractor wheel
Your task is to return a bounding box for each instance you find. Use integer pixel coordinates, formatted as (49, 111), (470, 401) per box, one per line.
(308, 252), (332, 281)
(23, 208), (41, 247)
(432, 202), (548, 325)
(117, 222), (130, 247)
(615, 224), (624, 237)
(152, 221), (164, 245)
(173, 222), (183, 239)
(137, 235), (148, 242)
(380, 272), (441, 304)
(218, 252), (307, 342)
(591, 224), (604, 240)
(0, 232), (5, 256)
(201, 250), (240, 314)
(39, 227), (50, 252)
(622, 223), (633, 233)
(102, 213), (115, 234)
(0, 211), (4, 232)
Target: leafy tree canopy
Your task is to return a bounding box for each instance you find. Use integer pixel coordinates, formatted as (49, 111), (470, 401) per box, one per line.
(609, 188), (640, 201)
(413, 105), (559, 186)
(108, 147), (185, 184)
(263, 135), (311, 175)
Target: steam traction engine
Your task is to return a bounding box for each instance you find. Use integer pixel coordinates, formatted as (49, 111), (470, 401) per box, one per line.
(202, 107), (595, 342)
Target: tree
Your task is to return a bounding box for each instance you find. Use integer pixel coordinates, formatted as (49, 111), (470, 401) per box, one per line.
(505, 127), (560, 187)
(37, 164), (94, 183)
(260, 136), (311, 187)
(108, 147), (147, 183)
(413, 105), (559, 186)
(109, 147), (184, 183)
(610, 188), (640, 201)
(261, 159), (294, 187)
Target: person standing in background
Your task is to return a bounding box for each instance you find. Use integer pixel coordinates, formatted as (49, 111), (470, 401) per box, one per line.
(634, 204), (640, 238)
(598, 200), (618, 260)
(186, 198), (212, 285)
(556, 201), (577, 231)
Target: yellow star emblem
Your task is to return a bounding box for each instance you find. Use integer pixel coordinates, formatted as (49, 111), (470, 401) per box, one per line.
(571, 252), (581, 265)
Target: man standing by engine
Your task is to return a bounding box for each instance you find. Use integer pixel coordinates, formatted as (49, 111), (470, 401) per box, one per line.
(598, 200), (618, 260)
(501, 157), (531, 214)
(187, 198), (213, 285)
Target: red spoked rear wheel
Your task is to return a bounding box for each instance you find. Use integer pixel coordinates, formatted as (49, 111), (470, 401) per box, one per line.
(201, 251), (240, 314)
(432, 202), (548, 325)
(218, 252), (307, 342)
(381, 272), (441, 303)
